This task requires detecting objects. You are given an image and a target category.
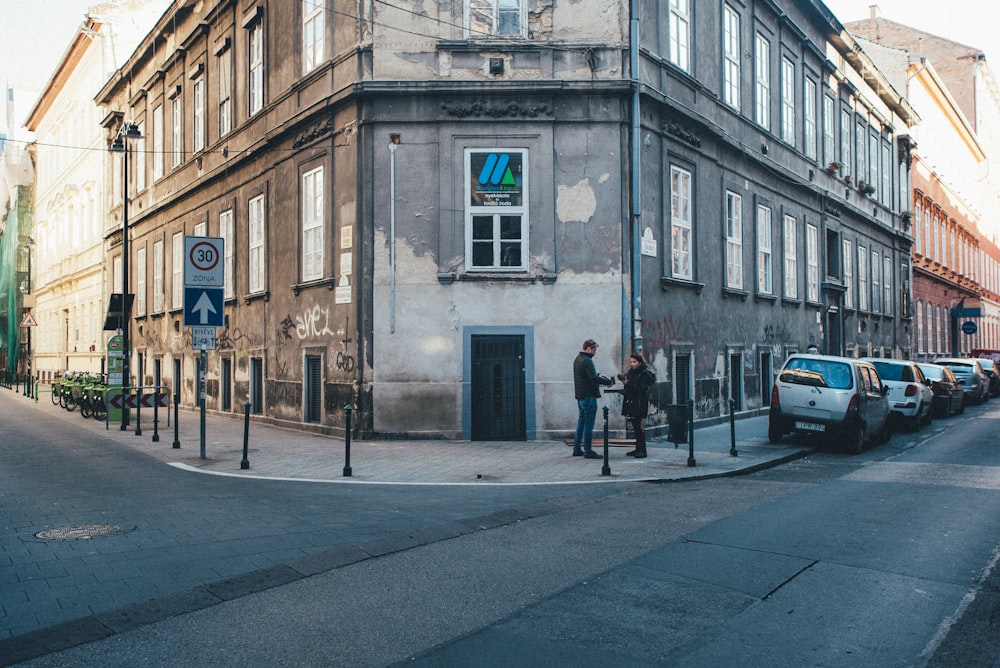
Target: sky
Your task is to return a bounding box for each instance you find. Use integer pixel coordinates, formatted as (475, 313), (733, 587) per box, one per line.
(0, 1), (998, 134)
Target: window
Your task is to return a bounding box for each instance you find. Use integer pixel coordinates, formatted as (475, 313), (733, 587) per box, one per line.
(171, 95), (183, 168)
(840, 108), (852, 177)
(303, 0), (325, 72)
(135, 121), (146, 192)
(823, 95), (835, 167)
(722, 6), (740, 111)
(671, 166), (693, 280)
(135, 247), (147, 317)
(804, 78), (817, 159)
(916, 300), (924, 354)
(858, 245), (868, 311)
(192, 76), (205, 153)
(467, 0), (524, 37)
(218, 45), (232, 136)
(465, 149), (528, 271)
(868, 132), (879, 193)
(668, 0), (691, 72)
(172, 233), (184, 309)
(914, 203), (922, 255)
(871, 249), (881, 312)
(220, 209), (235, 299)
(783, 214), (797, 298)
(755, 34), (770, 129)
(883, 255), (893, 316)
(153, 239), (164, 312)
(302, 166), (325, 281)
(843, 239), (853, 309)
(249, 193), (266, 293)
(856, 121), (866, 185)
(807, 224), (818, 303)
(757, 205), (772, 294)
(881, 142), (891, 206)
(725, 191), (743, 289)
(152, 104), (164, 180)
(780, 57), (795, 145)
(113, 256), (122, 294)
(249, 21), (264, 116)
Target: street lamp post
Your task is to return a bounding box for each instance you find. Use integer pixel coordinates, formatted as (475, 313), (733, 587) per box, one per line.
(110, 121), (142, 430)
(22, 236), (35, 397)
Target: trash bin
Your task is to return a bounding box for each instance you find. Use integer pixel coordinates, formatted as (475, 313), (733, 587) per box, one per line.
(666, 404), (689, 444)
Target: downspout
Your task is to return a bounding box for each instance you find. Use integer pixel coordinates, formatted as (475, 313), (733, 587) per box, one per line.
(629, 0), (642, 353)
(389, 141), (397, 334)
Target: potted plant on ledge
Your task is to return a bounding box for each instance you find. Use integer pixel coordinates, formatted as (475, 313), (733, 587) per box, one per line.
(859, 181), (876, 196)
(827, 161), (843, 175)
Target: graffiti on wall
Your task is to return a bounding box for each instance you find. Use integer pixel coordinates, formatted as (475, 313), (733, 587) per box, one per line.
(294, 304), (336, 339)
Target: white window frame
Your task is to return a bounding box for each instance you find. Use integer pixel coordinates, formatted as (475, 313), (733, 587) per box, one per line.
(783, 214), (797, 299)
(302, 165), (325, 281)
(135, 247), (147, 317)
(153, 239), (164, 312)
(220, 209), (235, 299)
(856, 120), (867, 185)
(192, 76), (205, 153)
(671, 165), (693, 280)
(668, 0), (691, 72)
(868, 132), (879, 194)
(725, 191), (743, 289)
(757, 204), (772, 294)
(823, 95), (835, 168)
(172, 232), (184, 310)
(113, 256), (123, 294)
(871, 249), (881, 313)
(843, 239), (854, 309)
(804, 77), (817, 160)
(755, 33), (770, 130)
(806, 223), (818, 303)
(171, 95), (183, 168)
(881, 141), (892, 206)
(249, 21), (264, 116)
(465, 0), (526, 38)
(840, 108), (852, 178)
(218, 46), (232, 137)
(780, 57), (795, 146)
(152, 104), (164, 180)
(858, 245), (869, 311)
(303, 0), (325, 72)
(249, 193), (266, 293)
(465, 149), (529, 272)
(135, 121), (146, 192)
(883, 255), (893, 316)
(723, 5), (740, 111)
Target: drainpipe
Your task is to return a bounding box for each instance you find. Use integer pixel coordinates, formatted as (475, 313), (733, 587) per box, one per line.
(629, 0), (642, 354)
(389, 141), (397, 334)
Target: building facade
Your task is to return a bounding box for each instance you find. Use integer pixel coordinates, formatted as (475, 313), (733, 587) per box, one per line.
(88, 0), (916, 440)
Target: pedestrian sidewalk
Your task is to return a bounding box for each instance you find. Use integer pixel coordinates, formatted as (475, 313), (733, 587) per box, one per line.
(46, 397), (810, 485)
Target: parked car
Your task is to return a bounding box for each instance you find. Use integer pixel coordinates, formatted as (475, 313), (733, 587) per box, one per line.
(932, 358), (990, 405)
(862, 358), (934, 430)
(769, 354), (890, 453)
(916, 362), (965, 417)
(977, 358), (1000, 398)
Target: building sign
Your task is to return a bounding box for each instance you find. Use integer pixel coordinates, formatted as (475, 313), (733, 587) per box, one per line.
(469, 151), (523, 207)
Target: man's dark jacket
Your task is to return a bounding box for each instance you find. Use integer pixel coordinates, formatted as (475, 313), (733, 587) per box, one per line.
(574, 351), (612, 399)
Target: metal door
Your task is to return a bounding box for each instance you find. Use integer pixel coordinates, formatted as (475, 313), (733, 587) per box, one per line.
(304, 355), (322, 423)
(221, 358), (232, 412)
(471, 335), (526, 441)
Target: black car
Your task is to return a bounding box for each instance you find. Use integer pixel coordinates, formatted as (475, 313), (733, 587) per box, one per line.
(917, 363), (965, 417)
(977, 358), (1000, 398)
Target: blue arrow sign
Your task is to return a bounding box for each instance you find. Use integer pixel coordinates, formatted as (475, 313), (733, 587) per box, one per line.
(184, 287), (224, 327)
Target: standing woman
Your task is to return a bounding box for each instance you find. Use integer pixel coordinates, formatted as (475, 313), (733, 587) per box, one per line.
(620, 352), (656, 458)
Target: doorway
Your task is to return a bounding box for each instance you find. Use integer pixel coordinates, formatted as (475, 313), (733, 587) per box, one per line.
(471, 335), (526, 440)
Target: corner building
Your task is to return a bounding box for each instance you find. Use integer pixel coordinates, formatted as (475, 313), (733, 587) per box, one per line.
(96, 0), (915, 439)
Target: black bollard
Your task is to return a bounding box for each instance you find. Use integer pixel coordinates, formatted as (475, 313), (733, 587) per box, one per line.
(241, 402), (251, 470)
(687, 399), (696, 467)
(729, 398), (738, 457)
(343, 404), (353, 477)
(172, 393), (180, 449)
(601, 405), (611, 476)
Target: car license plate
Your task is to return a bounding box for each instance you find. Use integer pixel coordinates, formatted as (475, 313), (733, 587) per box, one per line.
(795, 420), (825, 432)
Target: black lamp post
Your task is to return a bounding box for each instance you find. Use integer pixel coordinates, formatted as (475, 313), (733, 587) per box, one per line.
(110, 121), (142, 430)
(21, 236), (34, 396)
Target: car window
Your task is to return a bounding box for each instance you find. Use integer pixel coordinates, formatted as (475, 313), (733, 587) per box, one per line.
(872, 362), (907, 382)
(857, 366), (872, 392)
(780, 358), (853, 389)
(912, 366), (925, 383)
(941, 362), (972, 373)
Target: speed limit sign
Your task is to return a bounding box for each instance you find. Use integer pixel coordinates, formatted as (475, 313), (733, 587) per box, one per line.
(184, 237), (224, 287)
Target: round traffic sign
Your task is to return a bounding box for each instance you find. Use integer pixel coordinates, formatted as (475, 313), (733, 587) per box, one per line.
(189, 240), (221, 272)
(962, 320), (978, 335)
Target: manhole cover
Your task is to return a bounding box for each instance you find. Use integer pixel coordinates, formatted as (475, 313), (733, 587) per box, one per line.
(35, 524), (122, 541)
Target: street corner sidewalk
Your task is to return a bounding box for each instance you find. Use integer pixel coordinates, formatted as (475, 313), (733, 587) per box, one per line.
(153, 410), (810, 485)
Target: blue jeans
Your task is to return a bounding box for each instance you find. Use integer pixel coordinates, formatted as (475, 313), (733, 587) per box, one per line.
(573, 397), (598, 454)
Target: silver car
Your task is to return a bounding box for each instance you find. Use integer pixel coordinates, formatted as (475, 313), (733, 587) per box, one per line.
(769, 354), (890, 453)
(932, 358), (990, 405)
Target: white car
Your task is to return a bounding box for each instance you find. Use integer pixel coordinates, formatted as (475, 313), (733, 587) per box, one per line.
(863, 358), (934, 430)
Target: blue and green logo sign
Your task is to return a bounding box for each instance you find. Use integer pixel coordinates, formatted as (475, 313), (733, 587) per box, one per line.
(470, 151), (523, 207)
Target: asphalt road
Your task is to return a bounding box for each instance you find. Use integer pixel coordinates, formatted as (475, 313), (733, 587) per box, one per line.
(4, 392), (1000, 666)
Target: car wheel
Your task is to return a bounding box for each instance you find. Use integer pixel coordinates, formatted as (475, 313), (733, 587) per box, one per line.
(873, 423), (892, 445)
(921, 403), (933, 426)
(768, 422), (783, 444)
(956, 400), (965, 415)
(850, 425), (865, 454)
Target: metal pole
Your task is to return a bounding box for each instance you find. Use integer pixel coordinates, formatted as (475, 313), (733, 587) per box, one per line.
(729, 397), (738, 457)
(601, 405), (611, 476)
(687, 399), (696, 467)
(152, 362), (161, 442)
(120, 132), (130, 433)
(343, 404), (353, 477)
(134, 357), (143, 436)
(241, 401), (251, 469)
(199, 350), (206, 459)
(172, 393), (180, 449)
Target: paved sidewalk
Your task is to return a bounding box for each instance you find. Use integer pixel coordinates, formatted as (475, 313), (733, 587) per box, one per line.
(64, 399), (809, 485)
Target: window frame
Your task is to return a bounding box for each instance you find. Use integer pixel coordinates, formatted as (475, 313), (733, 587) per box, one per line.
(725, 191), (743, 289)
(171, 94), (183, 168)
(153, 239), (164, 312)
(858, 244), (869, 311)
(465, 0), (527, 38)
(171, 232), (184, 310)
(670, 165), (693, 280)
(783, 214), (797, 299)
(806, 223), (819, 303)
(220, 208), (235, 300)
(303, 0), (325, 72)
(152, 104), (164, 180)
(780, 56), (795, 146)
(668, 0), (691, 72)
(464, 148), (529, 272)
(135, 246), (147, 317)
(757, 204), (773, 295)
(248, 20), (264, 116)
(804, 77), (817, 160)
(755, 33), (771, 130)
(871, 249), (881, 313)
(722, 5), (741, 111)
(248, 193), (266, 293)
(192, 76), (205, 154)
(301, 165), (325, 282)
(843, 238), (854, 309)
(218, 44), (233, 137)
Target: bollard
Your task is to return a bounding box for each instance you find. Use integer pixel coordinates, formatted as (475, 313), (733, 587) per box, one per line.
(172, 394), (180, 449)
(729, 398), (738, 457)
(343, 404), (353, 477)
(152, 386), (160, 443)
(241, 402), (251, 469)
(687, 400), (696, 467)
(601, 405), (611, 476)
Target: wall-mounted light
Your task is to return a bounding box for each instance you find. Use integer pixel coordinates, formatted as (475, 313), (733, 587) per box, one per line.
(489, 57), (504, 75)
(760, 143), (768, 155)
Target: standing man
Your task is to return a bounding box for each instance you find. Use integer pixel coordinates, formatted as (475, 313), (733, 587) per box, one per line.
(573, 339), (614, 459)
